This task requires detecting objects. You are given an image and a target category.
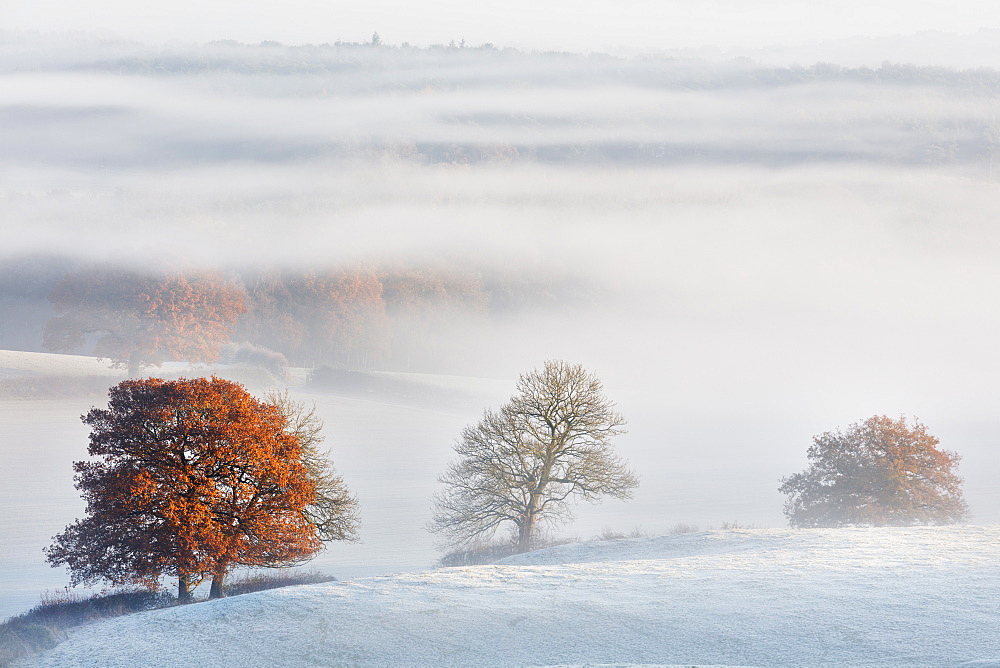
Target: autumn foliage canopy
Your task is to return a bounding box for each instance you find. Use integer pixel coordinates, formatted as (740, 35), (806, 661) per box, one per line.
(779, 415), (969, 528)
(45, 377), (326, 601)
(237, 269), (389, 369)
(44, 267), (246, 375)
(41, 261), (575, 375)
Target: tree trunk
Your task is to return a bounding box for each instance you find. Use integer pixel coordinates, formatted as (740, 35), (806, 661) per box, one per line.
(209, 563), (228, 599)
(516, 510), (535, 553)
(177, 571), (193, 604)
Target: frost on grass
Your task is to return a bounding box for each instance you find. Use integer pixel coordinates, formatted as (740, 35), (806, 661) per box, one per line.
(23, 526), (1000, 668)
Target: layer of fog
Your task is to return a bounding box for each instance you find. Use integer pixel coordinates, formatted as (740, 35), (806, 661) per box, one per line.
(8, 161), (1000, 499)
(5, 79), (992, 162)
(4, 42), (1000, 415)
(6, 44), (1000, 170)
(724, 29), (1000, 70)
(5, 38), (1000, 618)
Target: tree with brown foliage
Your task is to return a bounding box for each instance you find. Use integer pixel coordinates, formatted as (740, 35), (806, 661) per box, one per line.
(779, 415), (969, 528)
(45, 377), (323, 602)
(45, 266), (245, 375)
(430, 360), (638, 553)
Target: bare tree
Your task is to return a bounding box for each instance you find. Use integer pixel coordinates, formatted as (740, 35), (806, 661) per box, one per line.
(430, 360), (637, 553)
(267, 391), (361, 544)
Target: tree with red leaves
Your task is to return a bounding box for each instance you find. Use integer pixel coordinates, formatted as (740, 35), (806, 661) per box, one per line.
(45, 377), (327, 602)
(779, 415), (969, 528)
(45, 266), (246, 375)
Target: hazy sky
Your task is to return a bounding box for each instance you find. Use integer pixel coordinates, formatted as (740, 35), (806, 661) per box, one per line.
(7, 1), (1000, 51)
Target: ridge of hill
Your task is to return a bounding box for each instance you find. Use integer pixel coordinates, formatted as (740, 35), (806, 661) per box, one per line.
(17, 526), (1000, 667)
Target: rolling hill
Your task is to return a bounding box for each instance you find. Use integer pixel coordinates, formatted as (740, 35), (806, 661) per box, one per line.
(17, 526), (1000, 667)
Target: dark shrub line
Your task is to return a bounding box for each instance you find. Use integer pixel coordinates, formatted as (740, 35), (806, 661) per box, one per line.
(0, 587), (170, 667)
(0, 571), (336, 667)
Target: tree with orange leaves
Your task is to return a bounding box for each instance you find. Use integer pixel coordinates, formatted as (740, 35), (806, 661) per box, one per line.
(44, 266), (246, 376)
(45, 377), (326, 602)
(779, 415), (969, 528)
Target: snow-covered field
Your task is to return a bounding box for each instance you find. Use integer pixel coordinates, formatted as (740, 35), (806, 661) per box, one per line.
(0, 350), (512, 621)
(4, 348), (1000, 630)
(0, 350), (124, 380)
(16, 526), (1000, 667)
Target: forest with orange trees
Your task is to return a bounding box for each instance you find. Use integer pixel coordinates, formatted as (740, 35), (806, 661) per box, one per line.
(0, 258), (586, 375)
(44, 267), (246, 376)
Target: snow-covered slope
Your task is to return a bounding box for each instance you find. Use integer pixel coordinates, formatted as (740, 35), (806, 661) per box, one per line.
(19, 526), (1000, 667)
(0, 350), (512, 621)
(0, 350), (124, 380)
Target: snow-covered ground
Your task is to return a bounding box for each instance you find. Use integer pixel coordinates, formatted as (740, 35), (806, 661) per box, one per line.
(16, 526), (1000, 667)
(0, 350), (124, 380)
(0, 350), (512, 621)
(5, 348), (1000, 629)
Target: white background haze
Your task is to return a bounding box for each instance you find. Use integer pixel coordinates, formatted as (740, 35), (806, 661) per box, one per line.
(7, 0), (1000, 57)
(3, 0), (1000, 642)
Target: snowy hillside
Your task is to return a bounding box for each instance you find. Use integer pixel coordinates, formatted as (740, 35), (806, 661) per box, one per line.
(0, 349), (514, 621)
(19, 526), (1000, 667)
(0, 350), (124, 380)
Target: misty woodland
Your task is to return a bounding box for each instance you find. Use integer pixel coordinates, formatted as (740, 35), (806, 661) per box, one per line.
(2, 29), (1000, 668)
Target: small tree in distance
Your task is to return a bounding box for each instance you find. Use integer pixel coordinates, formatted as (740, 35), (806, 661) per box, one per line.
(430, 360), (638, 553)
(779, 415), (969, 528)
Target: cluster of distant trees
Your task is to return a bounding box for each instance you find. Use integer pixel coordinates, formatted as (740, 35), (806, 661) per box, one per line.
(237, 265), (492, 370)
(44, 267), (246, 376)
(10, 37), (1000, 170)
(21, 35), (1000, 92)
(27, 261), (582, 376)
(48, 361), (968, 604)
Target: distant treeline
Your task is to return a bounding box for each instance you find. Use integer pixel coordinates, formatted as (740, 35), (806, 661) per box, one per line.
(8, 35), (1000, 91)
(0, 256), (594, 372)
(5, 36), (1000, 169)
